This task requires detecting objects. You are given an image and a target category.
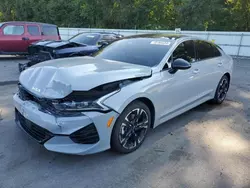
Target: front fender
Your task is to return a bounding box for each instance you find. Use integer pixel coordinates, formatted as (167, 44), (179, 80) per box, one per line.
(103, 90), (154, 114)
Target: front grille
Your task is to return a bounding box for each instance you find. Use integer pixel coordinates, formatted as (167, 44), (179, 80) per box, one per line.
(18, 84), (56, 114)
(17, 84), (83, 117)
(18, 84), (34, 101)
(15, 109), (53, 143)
(70, 123), (100, 144)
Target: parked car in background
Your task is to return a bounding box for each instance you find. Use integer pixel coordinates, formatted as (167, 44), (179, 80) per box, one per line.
(14, 34), (233, 155)
(0, 21), (60, 55)
(18, 32), (123, 72)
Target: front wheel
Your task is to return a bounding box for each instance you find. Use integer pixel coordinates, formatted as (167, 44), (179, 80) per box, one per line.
(111, 101), (151, 153)
(211, 75), (230, 104)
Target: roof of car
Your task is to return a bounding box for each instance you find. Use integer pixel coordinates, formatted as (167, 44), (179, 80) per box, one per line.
(0, 21), (57, 26)
(123, 33), (188, 40)
(78, 32), (122, 35)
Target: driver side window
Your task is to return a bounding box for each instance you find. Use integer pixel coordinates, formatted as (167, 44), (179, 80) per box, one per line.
(168, 40), (196, 64)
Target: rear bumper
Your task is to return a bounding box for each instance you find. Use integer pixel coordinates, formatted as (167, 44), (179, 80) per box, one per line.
(13, 94), (119, 155)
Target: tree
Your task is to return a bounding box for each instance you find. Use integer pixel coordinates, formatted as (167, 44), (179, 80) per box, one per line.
(226, 0), (250, 31)
(0, 0), (249, 31)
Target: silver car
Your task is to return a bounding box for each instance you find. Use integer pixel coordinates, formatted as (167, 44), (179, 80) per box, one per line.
(13, 34), (233, 155)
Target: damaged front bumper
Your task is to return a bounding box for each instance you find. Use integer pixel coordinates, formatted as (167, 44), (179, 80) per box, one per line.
(18, 51), (55, 72)
(27, 51), (53, 63)
(18, 60), (43, 72)
(13, 94), (119, 155)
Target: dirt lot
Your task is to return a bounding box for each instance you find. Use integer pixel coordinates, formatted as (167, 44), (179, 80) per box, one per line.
(0, 58), (249, 188)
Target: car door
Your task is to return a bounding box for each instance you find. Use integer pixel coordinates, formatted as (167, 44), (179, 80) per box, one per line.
(194, 40), (223, 96)
(0, 23), (26, 52)
(26, 24), (42, 46)
(158, 40), (206, 123)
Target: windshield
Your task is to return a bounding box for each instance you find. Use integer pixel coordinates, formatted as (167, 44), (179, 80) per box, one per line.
(69, 33), (101, 45)
(94, 38), (173, 67)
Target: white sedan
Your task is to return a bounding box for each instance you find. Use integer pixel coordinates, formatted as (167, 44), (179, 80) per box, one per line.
(14, 34), (233, 155)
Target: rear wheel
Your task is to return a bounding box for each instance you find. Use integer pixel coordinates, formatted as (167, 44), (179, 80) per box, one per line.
(211, 75), (229, 104)
(111, 101), (151, 153)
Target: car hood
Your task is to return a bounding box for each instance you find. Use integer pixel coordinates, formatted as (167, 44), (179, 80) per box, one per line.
(31, 40), (84, 49)
(55, 45), (98, 55)
(19, 56), (152, 99)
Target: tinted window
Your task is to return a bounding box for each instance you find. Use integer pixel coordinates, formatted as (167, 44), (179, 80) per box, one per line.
(170, 40), (195, 63)
(95, 38), (173, 67)
(212, 44), (221, 57)
(69, 33), (100, 45)
(28, 25), (40, 36)
(3, 25), (24, 35)
(195, 41), (221, 60)
(101, 34), (116, 41)
(42, 26), (58, 36)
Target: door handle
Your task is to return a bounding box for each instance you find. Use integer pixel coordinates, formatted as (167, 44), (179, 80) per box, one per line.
(22, 37), (29, 41)
(193, 69), (199, 74)
(218, 62), (223, 67)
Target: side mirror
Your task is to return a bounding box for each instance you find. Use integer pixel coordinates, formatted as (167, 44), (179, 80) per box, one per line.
(97, 41), (109, 47)
(169, 58), (191, 74)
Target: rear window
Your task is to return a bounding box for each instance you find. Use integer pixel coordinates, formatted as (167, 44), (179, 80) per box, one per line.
(95, 38), (173, 67)
(42, 25), (58, 36)
(3, 25), (24, 35)
(28, 25), (40, 36)
(195, 41), (221, 60)
(69, 33), (101, 45)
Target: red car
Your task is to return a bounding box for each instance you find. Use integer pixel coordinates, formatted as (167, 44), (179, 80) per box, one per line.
(0, 21), (61, 54)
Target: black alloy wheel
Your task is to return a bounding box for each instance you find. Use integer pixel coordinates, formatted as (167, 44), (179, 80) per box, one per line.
(212, 75), (230, 104)
(111, 101), (151, 153)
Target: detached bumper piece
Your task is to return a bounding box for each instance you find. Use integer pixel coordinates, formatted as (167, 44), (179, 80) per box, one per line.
(15, 110), (53, 144)
(70, 123), (100, 144)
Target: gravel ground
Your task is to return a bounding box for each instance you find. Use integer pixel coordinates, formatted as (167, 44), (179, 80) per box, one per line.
(0, 58), (249, 188)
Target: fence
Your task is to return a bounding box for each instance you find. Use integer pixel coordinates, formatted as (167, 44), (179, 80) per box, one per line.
(59, 28), (250, 57)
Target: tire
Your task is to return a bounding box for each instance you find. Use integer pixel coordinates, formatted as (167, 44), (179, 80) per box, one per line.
(111, 101), (151, 153)
(211, 75), (230, 104)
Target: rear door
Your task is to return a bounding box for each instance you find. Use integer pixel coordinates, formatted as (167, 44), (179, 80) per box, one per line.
(194, 40), (223, 95)
(0, 23), (27, 52)
(41, 25), (60, 41)
(26, 24), (42, 46)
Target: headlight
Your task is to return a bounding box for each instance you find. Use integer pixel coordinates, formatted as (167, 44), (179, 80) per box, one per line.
(51, 81), (122, 112)
(52, 100), (109, 112)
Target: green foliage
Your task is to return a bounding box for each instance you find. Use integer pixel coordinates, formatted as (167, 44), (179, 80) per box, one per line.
(0, 0), (249, 31)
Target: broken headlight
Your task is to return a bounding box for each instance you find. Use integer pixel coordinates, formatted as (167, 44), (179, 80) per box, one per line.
(51, 81), (122, 112)
(52, 100), (109, 112)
